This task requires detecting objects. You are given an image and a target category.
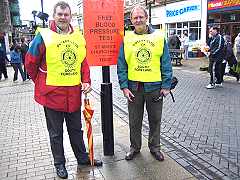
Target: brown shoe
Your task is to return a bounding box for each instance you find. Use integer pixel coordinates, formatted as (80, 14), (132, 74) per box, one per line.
(125, 150), (140, 161)
(150, 151), (164, 161)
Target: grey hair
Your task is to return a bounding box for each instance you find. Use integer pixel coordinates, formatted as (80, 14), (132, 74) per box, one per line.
(53, 1), (71, 16)
(130, 5), (148, 19)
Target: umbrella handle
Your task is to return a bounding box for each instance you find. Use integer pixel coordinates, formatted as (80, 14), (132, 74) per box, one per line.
(85, 93), (88, 100)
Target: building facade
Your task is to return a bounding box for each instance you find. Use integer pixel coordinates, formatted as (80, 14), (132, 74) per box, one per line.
(207, 0), (240, 43)
(0, 0), (21, 53)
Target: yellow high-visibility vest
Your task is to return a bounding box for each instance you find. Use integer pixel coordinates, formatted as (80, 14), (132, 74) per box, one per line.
(38, 28), (86, 86)
(124, 30), (164, 82)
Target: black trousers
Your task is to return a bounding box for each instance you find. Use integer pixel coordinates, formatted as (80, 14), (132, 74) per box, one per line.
(0, 63), (8, 79)
(208, 58), (222, 84)
(220, 63), (226, 83)
(11, 63), (26, 81)
(44, 107), (89, 166)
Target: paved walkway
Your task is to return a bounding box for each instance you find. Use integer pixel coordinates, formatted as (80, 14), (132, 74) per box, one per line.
(0, 67), (195, 180)
(90, 57), (240, 180)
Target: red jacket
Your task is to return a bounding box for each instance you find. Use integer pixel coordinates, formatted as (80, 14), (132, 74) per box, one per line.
(25, 23), (91, 112)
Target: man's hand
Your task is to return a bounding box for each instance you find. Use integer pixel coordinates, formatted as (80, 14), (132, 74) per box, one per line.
(122, 88), (135, 102)
(81, 83), (91, 94)
(160, 88), (170, 97)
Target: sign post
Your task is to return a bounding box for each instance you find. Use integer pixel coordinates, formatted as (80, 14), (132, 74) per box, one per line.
(83, 0), (124, 156)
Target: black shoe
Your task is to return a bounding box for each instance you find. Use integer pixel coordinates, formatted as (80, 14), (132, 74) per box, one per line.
(150, 151), (164, 161)
(78, 159), (103, 167)
(55, 164), (68, 179)
(125, 150), (140, 161)
(237, 75), (239, 82)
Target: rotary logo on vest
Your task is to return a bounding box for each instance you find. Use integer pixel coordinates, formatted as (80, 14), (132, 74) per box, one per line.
(136, 48), (152, 65)
(58, 41), (78, 76)
(61, 48), (77, 68)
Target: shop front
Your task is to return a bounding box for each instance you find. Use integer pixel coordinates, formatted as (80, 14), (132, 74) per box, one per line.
(164, 0), (207, 57)
(207, 0), (240, 43)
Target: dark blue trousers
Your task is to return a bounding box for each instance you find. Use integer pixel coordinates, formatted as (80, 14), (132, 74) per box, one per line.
(44, 107), (89, 166)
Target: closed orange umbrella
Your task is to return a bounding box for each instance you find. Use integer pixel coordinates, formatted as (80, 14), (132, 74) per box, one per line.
(82, 94), (94, 166)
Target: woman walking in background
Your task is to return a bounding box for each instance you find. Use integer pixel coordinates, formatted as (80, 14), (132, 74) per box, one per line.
(10, 45), (26, 82)
(181, 32), (189, 60)
(221, 35), (239, 83)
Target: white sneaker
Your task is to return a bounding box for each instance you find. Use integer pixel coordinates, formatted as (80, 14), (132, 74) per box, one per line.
(215, 83), (223, 87)
(206, 84), (215, 89)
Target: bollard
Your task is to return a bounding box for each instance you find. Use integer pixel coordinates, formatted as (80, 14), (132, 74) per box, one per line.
(101, 66), (114, 155)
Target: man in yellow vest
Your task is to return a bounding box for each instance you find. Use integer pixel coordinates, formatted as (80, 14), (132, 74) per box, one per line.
(25, 1), (102, 179)
(117, 5), (173, 161)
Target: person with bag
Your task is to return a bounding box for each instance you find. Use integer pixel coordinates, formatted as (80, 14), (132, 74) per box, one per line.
(25, 1), (102, 179)
(221, 35), (239, 82)
(117, 5), (173, 162)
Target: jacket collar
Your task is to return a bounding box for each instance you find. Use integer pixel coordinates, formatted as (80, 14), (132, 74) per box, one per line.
(50, 20), (74, 34)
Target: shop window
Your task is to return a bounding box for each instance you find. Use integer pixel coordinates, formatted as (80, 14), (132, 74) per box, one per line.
(177, 30), (182, 36)
(168, 28), (176, 35)
(189, 28), (199, 41)
(177, 23), (182, 28)
(189, 21), (198, 27)
(183, 22), (188, 28)
(167, 21), (201, 41)
(152, 24), (160, 29)
(199, 29), (201, 40)
(169, 23), (176, 28)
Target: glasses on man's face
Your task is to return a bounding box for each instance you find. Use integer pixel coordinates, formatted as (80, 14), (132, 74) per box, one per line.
(132, 16), (145, 21)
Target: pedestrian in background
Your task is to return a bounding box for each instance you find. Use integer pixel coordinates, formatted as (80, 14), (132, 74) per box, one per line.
(234, 33), (240, 62)
(180, 32), (189, 60)
(220, 35), (239, 83)
(25, 1), (102, 179)
(10, 45), (26, 82)
(117, 5), (172, 162)
(0, 48), (8, 81)
(168, 32), (181, 49)
(20, 37), (30, 80)
(206, 26), (225, 89)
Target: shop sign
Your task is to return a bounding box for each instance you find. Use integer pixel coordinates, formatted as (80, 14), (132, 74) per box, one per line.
(165, 0), (202, 23)
(208, 0), (240, 10)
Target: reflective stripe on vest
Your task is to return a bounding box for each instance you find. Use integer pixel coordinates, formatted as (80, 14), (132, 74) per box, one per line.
(124, 30), (164, 82)
(38, 28), (86, 86)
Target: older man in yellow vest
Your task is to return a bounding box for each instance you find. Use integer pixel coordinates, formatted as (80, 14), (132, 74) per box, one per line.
(117, 5), (173, 161)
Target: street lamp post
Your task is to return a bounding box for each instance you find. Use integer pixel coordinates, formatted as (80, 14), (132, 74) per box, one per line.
(32, 10), (37, 26)
(40, 0), (45, 27)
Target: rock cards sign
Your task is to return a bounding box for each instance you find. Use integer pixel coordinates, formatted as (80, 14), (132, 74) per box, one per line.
(165, 0), (202, 23)
(83, 0), (124, 66)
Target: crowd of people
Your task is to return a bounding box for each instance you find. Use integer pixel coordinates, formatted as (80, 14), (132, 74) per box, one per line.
(204, 27), (240, 89)
(0, 37), (30, 82)
(167, 27), (240, 89)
